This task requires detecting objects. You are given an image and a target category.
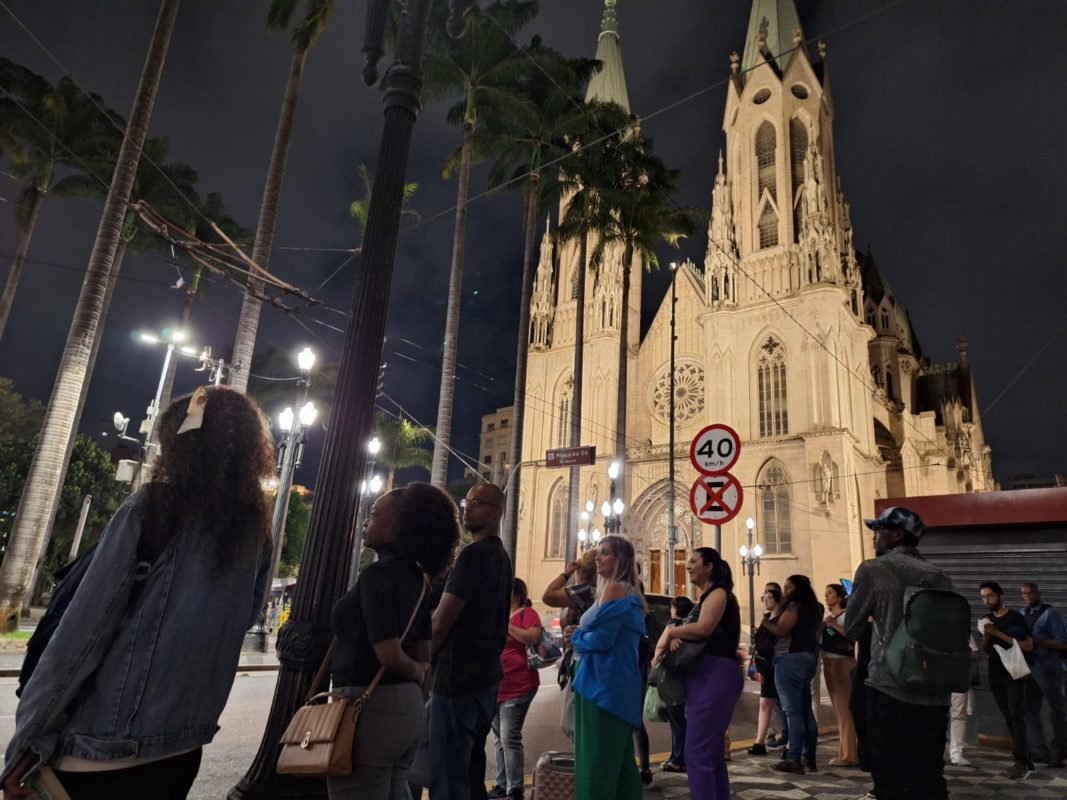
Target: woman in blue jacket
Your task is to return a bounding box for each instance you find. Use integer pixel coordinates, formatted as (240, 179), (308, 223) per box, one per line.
(570, 535), (647, 800)
(2, 387), (275, 800)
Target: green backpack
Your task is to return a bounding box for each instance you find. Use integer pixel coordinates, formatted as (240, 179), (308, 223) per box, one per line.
(878, 562), (973, 696)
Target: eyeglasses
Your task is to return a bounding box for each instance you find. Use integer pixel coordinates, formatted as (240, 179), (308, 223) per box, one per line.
(465, 498), (500, 509)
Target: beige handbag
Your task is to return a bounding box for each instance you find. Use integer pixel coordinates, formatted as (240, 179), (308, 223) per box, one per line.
(276, 575), (428, 778)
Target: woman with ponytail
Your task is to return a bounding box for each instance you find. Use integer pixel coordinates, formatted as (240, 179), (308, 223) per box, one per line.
(659, 547), (742, 800)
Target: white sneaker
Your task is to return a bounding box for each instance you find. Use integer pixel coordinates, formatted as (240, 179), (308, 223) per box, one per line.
(950, 755), (972, 767)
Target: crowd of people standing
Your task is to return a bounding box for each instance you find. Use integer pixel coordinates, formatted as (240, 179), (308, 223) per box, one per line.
(3, 392), (1064, 800)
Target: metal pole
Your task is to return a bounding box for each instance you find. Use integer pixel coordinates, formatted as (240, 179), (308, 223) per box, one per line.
(713, 523), (722, 554)
(746, 526), (756, 646)
(666, 264), (678, 596)
(67, 494), (92, 564)
(268, 432), (297, 584)
(230, 1), (441, 793)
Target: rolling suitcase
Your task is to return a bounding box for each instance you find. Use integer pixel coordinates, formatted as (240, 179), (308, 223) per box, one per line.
(532, 751), (574, 799)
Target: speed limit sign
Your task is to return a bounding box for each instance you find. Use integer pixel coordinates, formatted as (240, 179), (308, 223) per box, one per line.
(689, 424), (741, 476)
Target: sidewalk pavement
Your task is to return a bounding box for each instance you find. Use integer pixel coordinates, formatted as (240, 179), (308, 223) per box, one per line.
(637, 740), (1067, 799)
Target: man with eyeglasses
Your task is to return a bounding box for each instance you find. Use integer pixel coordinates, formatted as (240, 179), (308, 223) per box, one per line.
(430, 483), (513, 800)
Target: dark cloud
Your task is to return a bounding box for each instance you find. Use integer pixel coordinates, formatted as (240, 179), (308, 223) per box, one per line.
(1, 1), (1064, 484)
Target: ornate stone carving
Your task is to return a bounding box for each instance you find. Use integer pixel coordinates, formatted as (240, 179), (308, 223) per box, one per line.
(650, 360), (706, 424)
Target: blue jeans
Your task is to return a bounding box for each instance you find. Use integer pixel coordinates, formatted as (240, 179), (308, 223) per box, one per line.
(1026, 660), (1067, 757)
(665, 702), (687, 767)
(774, 652), (818, 763)
(429, 684), (499, 800)
(492, 692), (536, 793)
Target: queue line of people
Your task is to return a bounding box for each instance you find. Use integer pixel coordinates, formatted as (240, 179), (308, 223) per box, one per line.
(4, 397), (1064, 800)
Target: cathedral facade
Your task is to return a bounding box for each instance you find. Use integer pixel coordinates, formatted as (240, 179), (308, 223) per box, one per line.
(514, 0), (994, 612)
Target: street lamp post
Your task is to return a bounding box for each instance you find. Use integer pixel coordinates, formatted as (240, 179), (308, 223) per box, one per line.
(348, 436), (383, 588)
(267, 348), (317, 585)
(666, 262), (679, 595)
(739, 516), (763, 646)
(605, 461), (624, 536)
(230, 2), (460, 794)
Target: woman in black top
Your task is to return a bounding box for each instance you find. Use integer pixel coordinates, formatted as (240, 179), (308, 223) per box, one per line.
(327, 483), (460, 800)
(763, 574), (824, 774)
(658, 547), (741, 800)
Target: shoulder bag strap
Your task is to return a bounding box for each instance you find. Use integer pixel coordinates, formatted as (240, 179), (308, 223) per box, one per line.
(303, 569), (430, 705)
(359, 570), (430, 702)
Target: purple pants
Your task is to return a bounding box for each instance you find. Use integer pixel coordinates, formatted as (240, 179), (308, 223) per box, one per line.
(684, 655), (743, 800)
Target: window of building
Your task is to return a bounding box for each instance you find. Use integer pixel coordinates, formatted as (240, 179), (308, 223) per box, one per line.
(866, 309), (875, 326)
(500, 419), (508, 428)
(758, 462), (792, 554)
(757, 336), (788, 437)
(756, 122), (777, 202)
(484, 454), (492, 464)
(547, 482), (568, 559)
(790, 119), (808, 241)
(557, 379), (572, 449)
(885, 369), (894, 401)
(880, 309), (890, 330)
(758, 203), (779, 249)
(487, 423), (495, 432)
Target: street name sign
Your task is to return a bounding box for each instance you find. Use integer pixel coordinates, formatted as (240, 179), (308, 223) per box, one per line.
(546, 445), (597, 468)
(689, 473), (744, 525)
(689, 423), (741, 475)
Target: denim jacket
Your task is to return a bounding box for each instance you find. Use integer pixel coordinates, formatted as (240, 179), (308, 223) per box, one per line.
(3, 490), (270, 777)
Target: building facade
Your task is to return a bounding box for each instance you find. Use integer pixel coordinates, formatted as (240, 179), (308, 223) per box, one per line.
(514, 0), (995, 619)
(468, 405), (515, 486)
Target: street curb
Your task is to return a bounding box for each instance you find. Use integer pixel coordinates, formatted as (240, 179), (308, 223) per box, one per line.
(1, 663), (282, 679)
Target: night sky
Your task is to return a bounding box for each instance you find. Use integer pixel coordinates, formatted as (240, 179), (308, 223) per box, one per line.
(1, 1), (1065, 488)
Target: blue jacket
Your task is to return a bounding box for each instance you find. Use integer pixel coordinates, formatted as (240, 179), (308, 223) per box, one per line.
(3, 491), (270, 776)
(571, 594), (646, 727)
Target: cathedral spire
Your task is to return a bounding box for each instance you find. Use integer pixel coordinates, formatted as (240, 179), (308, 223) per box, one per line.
(585, 0), (630, 111)
(740, 0), (804, 79)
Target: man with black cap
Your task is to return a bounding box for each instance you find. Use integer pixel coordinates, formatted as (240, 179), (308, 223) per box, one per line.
(844, 507), (954, 799)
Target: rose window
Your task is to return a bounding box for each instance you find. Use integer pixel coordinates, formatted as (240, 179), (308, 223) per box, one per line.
(652, 362), (705, 424)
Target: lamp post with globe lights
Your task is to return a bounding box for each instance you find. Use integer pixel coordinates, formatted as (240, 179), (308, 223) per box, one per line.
(739, 516), (763, 646)
(605, 461), (624, 535)
(349, 436), (384, 585)
(267, 348), (318, 584)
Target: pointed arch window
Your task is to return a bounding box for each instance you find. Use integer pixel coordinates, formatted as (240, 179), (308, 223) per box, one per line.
(758, 203), (779, 249)
(790, 120), (809, 195)
(757, 337), (788, 437)
(790, 119), (808, 240)
(880, 308), (890, 330)
(758, 462), (792, 554)
(546, 481), (568, 559)
(885, 368), (895, 401)
(756, 122), (777, 202)
(556, 377), (573, 449)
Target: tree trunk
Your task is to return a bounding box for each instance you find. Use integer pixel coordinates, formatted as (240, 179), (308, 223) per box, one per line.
(0, 0), (180, 631)
(565, 228), (588, 562)
(502, 176), (539, 561)
(229, 49), (307, 394)
(0, 185), (44, 343)
(614, 255), (632, 524)
(27, 238), (128, 606)
(430, 120), (474, 487)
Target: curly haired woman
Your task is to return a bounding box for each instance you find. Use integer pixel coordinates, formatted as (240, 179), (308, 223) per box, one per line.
(2, 387), (276, 799)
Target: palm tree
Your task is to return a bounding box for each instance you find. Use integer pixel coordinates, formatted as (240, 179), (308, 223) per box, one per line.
(472, 39), (598, 556)
(372, 410), (433, 491)
(229, 0), (336, 394)
(591, 135), (697, 509)
(0, 0), (182, 630)
(350, 162), (419, 235)
(0, 59), (119, 341)
(20, 136), (201, 600)
(421, 0), (540, 487)
(555, 100), (634, 559)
